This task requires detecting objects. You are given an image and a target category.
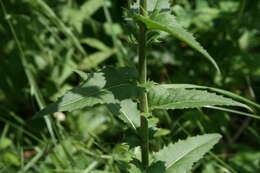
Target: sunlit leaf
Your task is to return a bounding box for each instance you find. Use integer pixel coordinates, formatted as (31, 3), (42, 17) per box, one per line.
(148, 85), (249, 110)
(154, 134), (221, 173)
(107, 99), (140, 129)
(161, 84), (260, 109)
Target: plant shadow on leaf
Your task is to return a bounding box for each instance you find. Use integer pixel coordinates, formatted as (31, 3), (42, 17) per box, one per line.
(148, 161), (167, 173)
(33, 67), (143, 131)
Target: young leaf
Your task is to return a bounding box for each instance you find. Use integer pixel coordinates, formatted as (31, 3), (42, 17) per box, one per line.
(131, 0), (170, 12)
(134, 12), (220, 73)
(148, 85), (250, 110)
(154, 134), (221, 173)
(35, 67), (141, 118)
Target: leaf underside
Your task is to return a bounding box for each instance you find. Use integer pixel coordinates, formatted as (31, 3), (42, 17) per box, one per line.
(154, 134), (221, 173)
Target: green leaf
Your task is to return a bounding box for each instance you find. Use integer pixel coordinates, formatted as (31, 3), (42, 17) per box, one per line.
(112, 143), (132, 162)
(206, 106), (260, 120)
(81, 38), (110, 51)
(148, 161), (166, 173)
(134, 12), (220, 73)
(79, 37), (116, 70)
(76, 106), (108, 138)
(0, 138), (12, 149)
(81, 0), (104, 18)
(74, 70), (89, 81)
(79, 50), (116, 70)
(154, 0), (171, 11)
(120, 99), (140, 128)
(107, 99), (140, 129)
(154, 128), (171, 137)
(104, 22), (123, 36)
(129, 163), (143, 173)
(161, 84), (260, 109)
(148, 85), (249, 110)
(154, 134), (221, 173)
(35, 67), (140, 118)
(131, 0), (170, 12)
(3, 152), (21, 166)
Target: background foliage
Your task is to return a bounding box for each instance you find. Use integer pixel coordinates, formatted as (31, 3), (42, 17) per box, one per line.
(0, 0), (259, 172)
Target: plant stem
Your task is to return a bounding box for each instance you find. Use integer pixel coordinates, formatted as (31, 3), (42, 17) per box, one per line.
(138, 0), (149, 170)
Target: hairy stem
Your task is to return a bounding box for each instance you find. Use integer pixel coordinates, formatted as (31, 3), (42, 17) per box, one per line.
(138, 0), (149, 170)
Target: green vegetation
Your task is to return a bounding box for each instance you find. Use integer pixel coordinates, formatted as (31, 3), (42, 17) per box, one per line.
(0, 0), (259, 172)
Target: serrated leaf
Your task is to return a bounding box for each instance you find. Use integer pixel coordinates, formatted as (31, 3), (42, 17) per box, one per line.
(154, 134), (221, 173)
(148, 85), (249, 110)
(134, 12), (220, 73)
(153, 84), (260, 119)
(35, 67), (141, 118)
(120, 99), (140, 128)
(107, 99), (140, 129)
(161, 84), (260, 109)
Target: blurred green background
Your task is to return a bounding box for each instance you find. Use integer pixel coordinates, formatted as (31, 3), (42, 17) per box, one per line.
(0, 0), (259, 172)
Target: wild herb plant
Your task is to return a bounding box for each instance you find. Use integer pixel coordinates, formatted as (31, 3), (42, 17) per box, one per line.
(32, 0), (260, 172)
(1, 0), (260, 172)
